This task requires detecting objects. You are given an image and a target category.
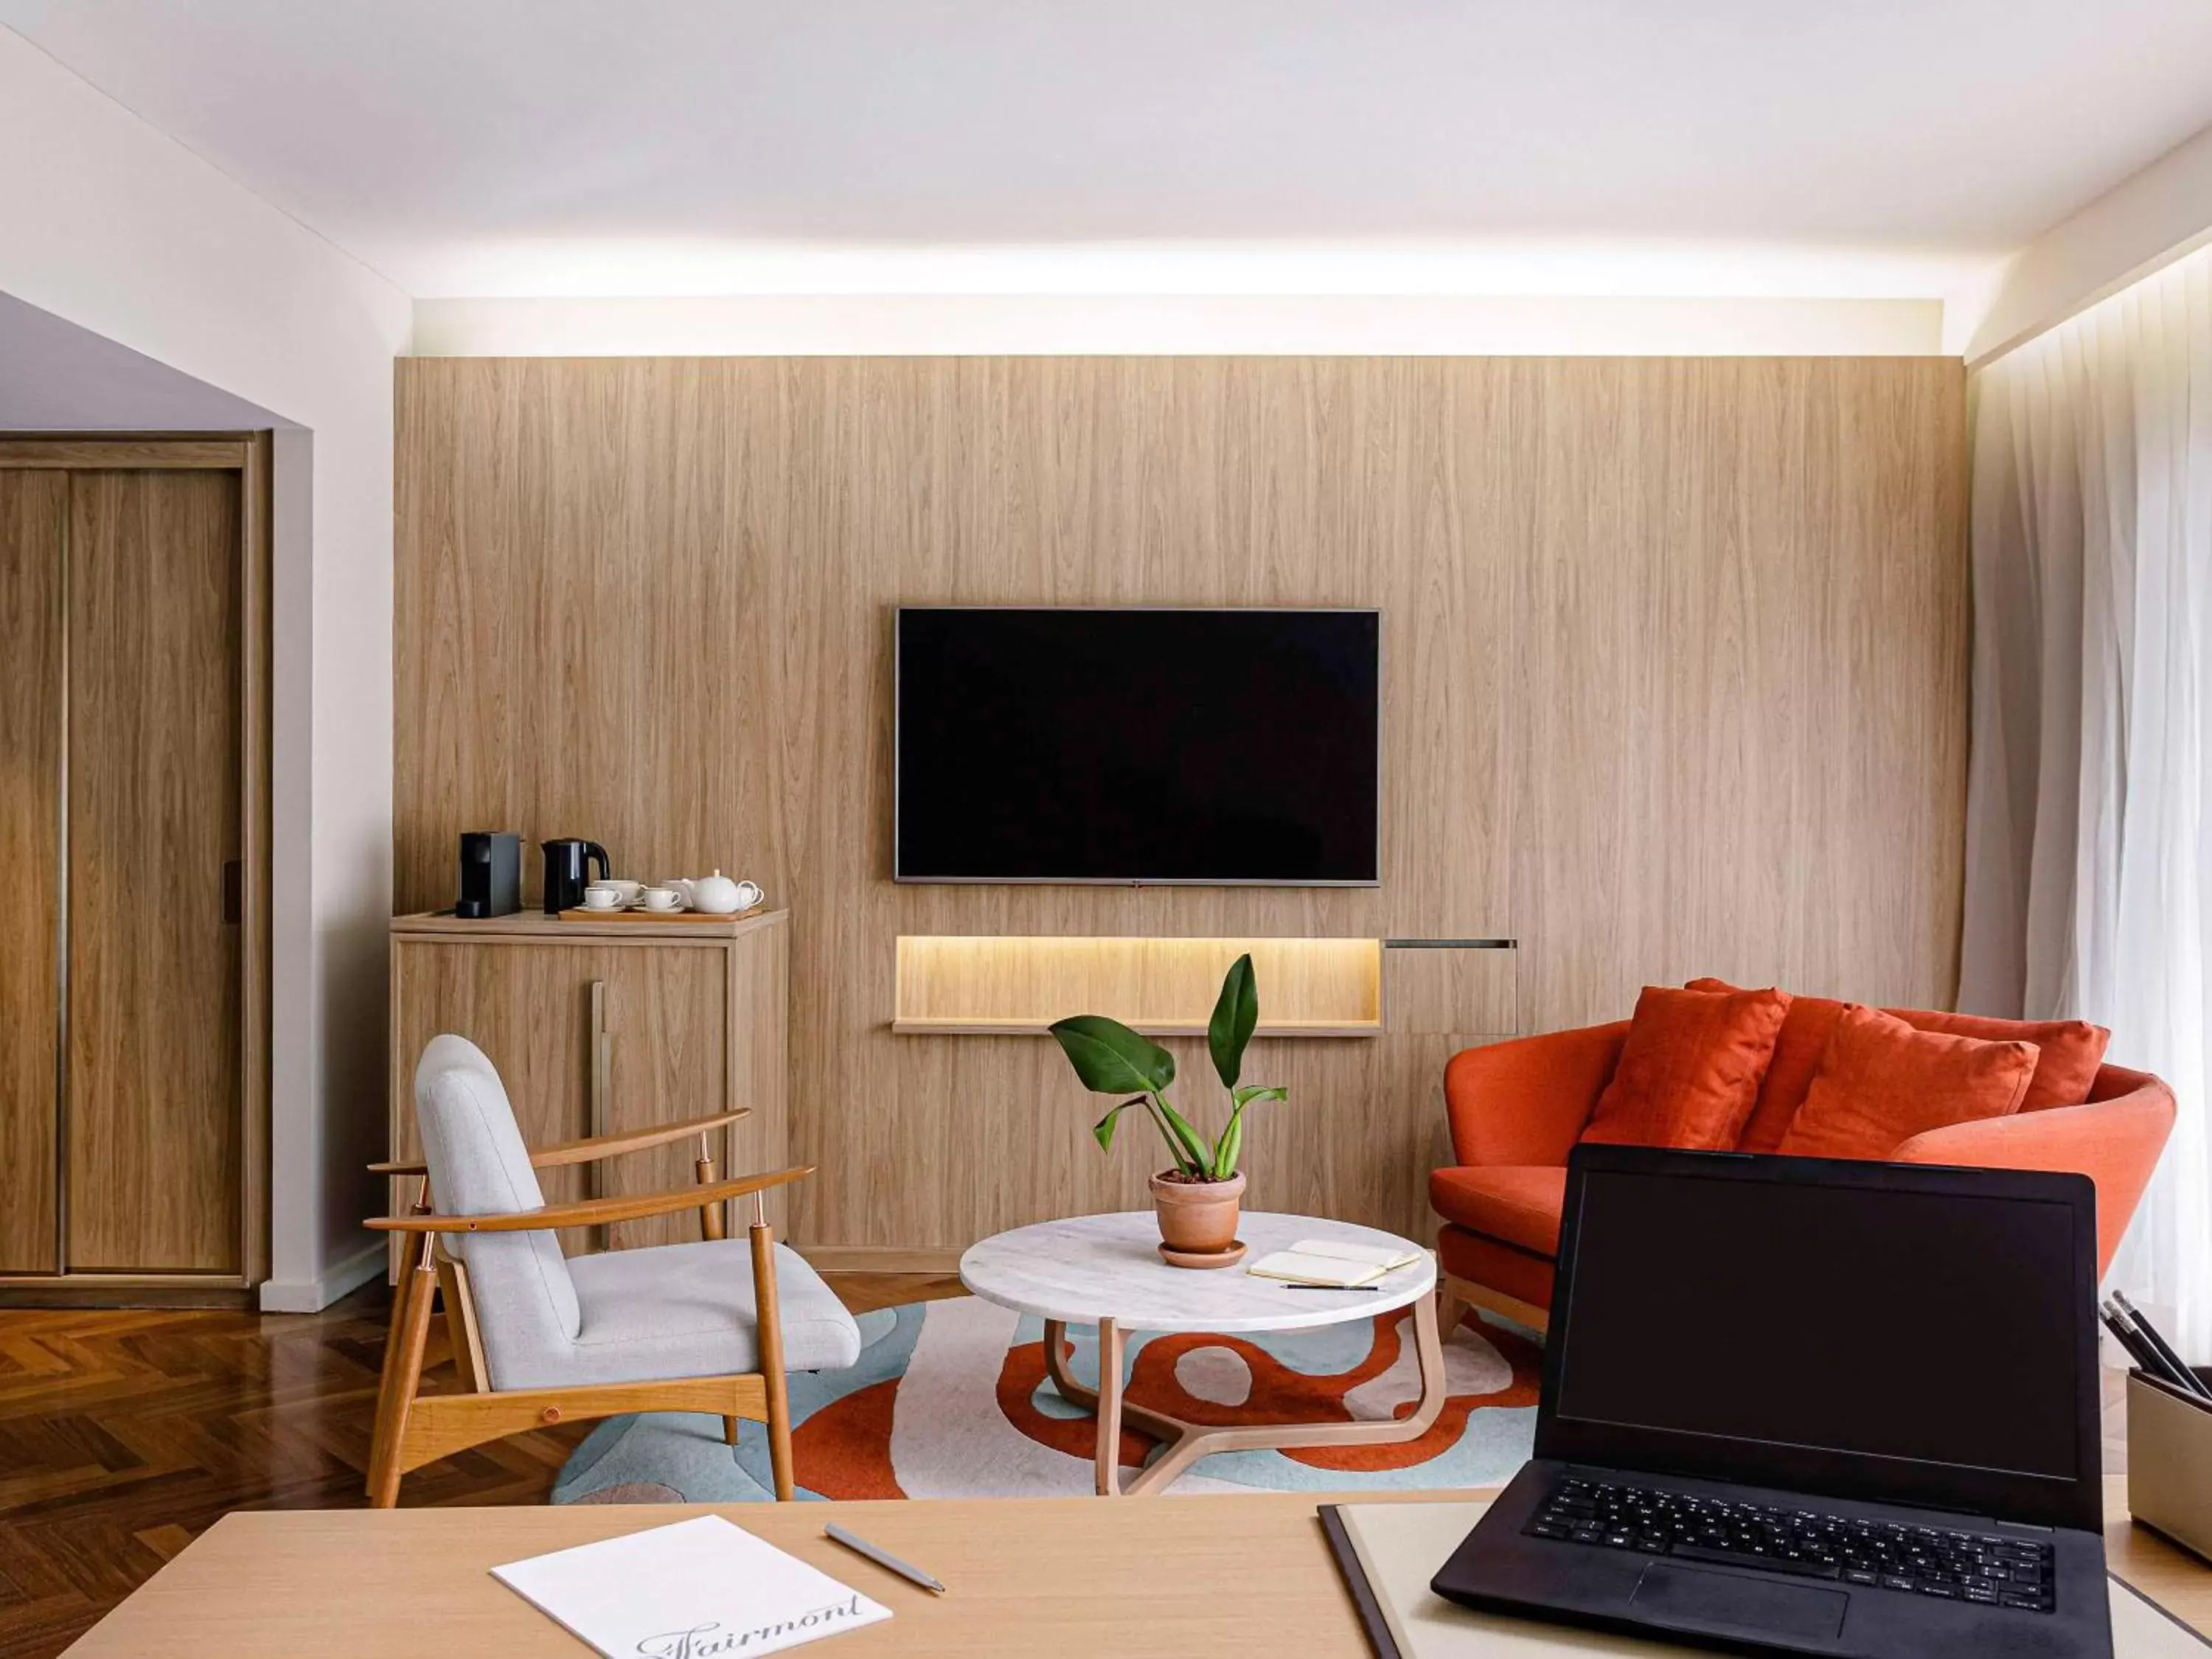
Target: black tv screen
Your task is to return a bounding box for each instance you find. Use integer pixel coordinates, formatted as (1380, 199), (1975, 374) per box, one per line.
(895, 607), (1380, 884)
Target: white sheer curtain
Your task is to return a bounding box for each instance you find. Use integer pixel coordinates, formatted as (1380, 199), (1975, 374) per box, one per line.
(1961, 240), (2212, 1357)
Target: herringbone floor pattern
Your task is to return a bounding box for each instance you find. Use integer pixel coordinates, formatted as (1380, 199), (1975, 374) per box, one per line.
(0, 1271), (956, 1658)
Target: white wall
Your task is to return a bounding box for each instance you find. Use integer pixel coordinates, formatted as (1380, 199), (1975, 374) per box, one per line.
(1954, 119), (2212, 364)
(0, 26), (413, 1310)
(413, 293), (1944, 357)
(0, 291), (280, 428)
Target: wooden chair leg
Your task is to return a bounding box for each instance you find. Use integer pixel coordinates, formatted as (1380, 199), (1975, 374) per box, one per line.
(1436, 1284), (1467, 1342)
(369, 1230), (439, 1508)
(750, 1216), (795, 1500)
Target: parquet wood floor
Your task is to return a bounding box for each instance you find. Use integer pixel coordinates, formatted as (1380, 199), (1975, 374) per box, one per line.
(0, 1272), (960, 1659)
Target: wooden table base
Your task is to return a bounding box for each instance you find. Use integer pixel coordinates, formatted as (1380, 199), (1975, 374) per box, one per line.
(1041, 1291), (1449, 1497)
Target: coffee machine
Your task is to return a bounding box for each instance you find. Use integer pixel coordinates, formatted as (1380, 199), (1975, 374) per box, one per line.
(541, 838), (611, 914)
(456, 831), (522, 919)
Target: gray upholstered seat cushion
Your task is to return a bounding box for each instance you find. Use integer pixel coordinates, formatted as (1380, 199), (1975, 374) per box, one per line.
(513, 1239), (863, 1390)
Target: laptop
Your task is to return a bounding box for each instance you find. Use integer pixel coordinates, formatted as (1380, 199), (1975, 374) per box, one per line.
(1431, 1144), (2112, 1658)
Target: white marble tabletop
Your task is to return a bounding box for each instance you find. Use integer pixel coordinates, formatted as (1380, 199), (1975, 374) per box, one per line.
(958, 1210), (1436, 1333)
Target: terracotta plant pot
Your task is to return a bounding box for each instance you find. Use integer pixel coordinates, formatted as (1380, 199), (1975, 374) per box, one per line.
(1149, 1169), (1245, 1263)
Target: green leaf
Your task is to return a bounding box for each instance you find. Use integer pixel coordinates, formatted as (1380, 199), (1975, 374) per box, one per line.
(1212, 1111), (1245, 1179)
(1092, 1097), (1150, 1154)
(1152, 1092), (1215, 1171)
(1048, 1015), (1177, 1095)
(1212, 1085), (1287, 1178)
(1139, 1095), (1205, 1175)
(1207, 954), (1259, 1090)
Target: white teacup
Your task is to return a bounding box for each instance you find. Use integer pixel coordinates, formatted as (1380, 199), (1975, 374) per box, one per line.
(601, 878), (644, 907)
(581, 883), (627, 911)
(639, 886), (686, 912)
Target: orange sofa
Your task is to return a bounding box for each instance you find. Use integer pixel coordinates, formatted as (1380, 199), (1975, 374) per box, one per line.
(1431, 1008), (2177, 1332)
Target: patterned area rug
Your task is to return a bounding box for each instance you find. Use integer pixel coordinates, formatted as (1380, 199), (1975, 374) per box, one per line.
(554, 1295), (1541, 1504)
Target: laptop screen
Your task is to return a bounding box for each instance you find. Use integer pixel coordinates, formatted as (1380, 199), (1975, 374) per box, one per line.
(1552, 1162), (2082, 1483)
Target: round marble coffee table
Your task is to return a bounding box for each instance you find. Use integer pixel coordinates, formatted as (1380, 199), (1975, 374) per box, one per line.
(959, 1210), (1443, 1497)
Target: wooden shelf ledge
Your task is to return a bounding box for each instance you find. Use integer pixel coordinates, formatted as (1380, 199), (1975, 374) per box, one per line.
(891, 1017), (1383, 1039)
(893, 935), (1383, 1039)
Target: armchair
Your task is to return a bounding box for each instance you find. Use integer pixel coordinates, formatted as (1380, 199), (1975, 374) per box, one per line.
(364, 1034), (861, 1507)
(1431, 1016), (2174, 1334)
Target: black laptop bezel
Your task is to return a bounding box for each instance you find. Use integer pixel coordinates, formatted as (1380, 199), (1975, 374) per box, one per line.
(1536, 1145), (2104, 1534)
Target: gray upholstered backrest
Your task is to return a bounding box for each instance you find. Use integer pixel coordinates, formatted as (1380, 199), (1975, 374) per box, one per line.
(414, 1036), (581, 1379)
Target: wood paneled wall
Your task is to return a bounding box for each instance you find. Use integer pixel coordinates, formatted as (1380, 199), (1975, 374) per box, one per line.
(394, 357), (1967, 1249)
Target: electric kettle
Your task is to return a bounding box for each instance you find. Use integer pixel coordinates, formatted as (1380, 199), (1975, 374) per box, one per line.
(541, 838), (611, 914)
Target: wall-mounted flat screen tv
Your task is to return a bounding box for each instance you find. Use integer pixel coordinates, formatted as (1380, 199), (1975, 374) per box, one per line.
(896, 607), (1380, 885)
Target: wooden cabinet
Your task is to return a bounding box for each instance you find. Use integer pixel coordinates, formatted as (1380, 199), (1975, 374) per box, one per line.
(387, 911), (790, 1263)
(0, 443), (270, 1298)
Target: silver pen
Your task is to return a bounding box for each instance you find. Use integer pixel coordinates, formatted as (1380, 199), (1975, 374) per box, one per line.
(824, 1522), (947, 1595)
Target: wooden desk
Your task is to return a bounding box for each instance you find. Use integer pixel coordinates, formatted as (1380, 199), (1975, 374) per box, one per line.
(2111, 1517), (2212, 1635)
(62, 1493), (2212, 1658)
(60, 1494), (1451, 1656)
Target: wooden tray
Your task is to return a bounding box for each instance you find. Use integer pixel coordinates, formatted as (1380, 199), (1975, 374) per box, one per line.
(557, 905), (764, 924)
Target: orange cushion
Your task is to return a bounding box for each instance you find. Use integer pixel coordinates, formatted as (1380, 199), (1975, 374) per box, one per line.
(1688, 978), (2112, 1133)
(1776, 1004), (2038, 1160)
(1579, 984), (1790, 1152)
(1429, 1166), (1568, 1256)
(1686, 977), (1846, 1152)
(1886, 1009), (2108, 1113)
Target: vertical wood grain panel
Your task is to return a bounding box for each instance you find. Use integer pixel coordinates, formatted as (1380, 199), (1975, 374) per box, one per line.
(1381, 947), (1517, 1037)
(1508, 359), (1968, 1025)
(389, 939), (602, 1259)
(599, 945), (728, 1251)
(66, 470), (242, 1272)
(394, 356), (1966, 1248)
(0, 472), (63, 1273)
(726, 914), (791, 1234)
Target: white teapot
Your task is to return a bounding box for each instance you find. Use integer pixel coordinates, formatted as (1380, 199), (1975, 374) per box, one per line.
(669, 870), (763, 914)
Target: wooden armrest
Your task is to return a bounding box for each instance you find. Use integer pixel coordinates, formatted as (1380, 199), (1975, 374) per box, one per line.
(366, 1166), (812, 1233)
(369, 1108), (752, 1178)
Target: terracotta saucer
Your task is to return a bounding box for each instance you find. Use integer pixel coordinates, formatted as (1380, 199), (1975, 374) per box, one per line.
(1157, 1239), (1247, 1270)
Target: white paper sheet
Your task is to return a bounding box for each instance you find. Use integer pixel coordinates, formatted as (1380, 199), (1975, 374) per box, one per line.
(493, 1514), (893, 1658)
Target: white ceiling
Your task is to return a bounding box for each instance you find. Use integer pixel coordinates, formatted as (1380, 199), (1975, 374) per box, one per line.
(4, 0), (2211, 299)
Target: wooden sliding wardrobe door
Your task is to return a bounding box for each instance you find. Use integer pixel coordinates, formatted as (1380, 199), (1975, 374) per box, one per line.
(0, 472), (64, 1273)
(65, 469), (243, 1272)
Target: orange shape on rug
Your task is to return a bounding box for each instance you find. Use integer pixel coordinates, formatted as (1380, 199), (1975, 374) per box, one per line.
(787, 1376), (905, 1498)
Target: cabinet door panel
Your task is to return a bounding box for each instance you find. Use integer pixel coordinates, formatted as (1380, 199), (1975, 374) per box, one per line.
(66, 470), (240, 1273)
(0, 473), (63, 1273)
(390, 941), (598, 1258)
(600, 947), (728, 1251)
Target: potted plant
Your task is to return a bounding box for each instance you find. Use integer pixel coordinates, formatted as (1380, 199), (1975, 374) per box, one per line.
(1048, 954), (1287, 1267)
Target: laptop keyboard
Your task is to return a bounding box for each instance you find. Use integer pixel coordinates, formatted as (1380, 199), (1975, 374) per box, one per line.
(1524, 1476), (2056, 1614)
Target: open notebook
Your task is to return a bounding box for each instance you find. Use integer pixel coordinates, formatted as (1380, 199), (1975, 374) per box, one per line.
(1250, 1238), (1424, 1287)
(493, 1514), (891, 1658)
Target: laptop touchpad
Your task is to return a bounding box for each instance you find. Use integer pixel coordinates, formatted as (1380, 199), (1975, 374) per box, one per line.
(1631, 1563), (1849, 1642)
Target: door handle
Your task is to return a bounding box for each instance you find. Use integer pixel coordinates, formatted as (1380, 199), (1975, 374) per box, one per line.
(221, 859), (242, 925)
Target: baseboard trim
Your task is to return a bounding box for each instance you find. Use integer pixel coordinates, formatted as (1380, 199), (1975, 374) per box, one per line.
(795, 1244), (965, 1275)
(0, 1281), (254, 1310)
(259, 1238), (389, 1313)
